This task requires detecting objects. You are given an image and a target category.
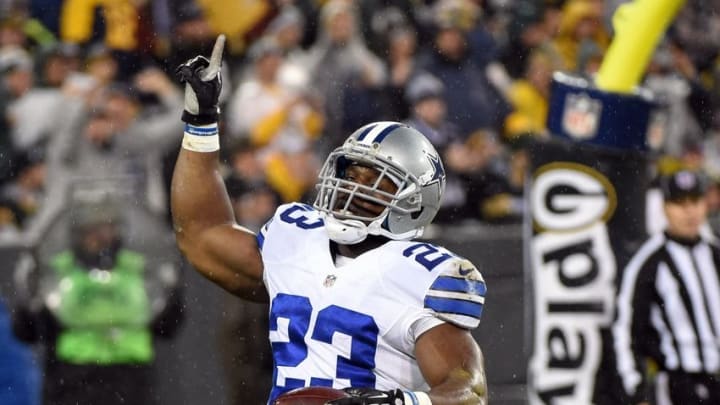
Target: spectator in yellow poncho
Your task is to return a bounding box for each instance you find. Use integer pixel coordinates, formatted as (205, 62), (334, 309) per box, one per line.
(550, 0), (610, 72)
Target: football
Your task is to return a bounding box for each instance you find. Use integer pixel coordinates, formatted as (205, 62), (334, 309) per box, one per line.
(273, 387), (350, 405)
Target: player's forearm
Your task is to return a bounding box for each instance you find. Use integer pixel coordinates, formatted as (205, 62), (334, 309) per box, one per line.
(171, 148), (235, 248)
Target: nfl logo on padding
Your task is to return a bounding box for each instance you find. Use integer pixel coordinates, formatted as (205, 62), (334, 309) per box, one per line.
(562, 93), (602, 140)
(323, 275), (337, 288)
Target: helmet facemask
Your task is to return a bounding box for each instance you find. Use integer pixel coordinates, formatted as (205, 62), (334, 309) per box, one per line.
(314, 146), (423, 244)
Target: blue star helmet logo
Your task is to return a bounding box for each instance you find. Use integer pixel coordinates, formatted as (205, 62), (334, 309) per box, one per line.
(426, 153), (445, 184)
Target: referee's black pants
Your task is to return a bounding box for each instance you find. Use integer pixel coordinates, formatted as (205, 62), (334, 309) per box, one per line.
(654, 371), (720, 405)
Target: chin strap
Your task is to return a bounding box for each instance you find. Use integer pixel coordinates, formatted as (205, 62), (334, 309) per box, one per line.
(322, 212), (423, 244)
(323, 214), (369, 244)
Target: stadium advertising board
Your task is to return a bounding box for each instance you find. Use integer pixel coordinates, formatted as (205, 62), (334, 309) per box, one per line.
(528, 161), (617, 404)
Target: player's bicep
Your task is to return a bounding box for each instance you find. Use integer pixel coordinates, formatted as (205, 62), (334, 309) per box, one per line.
(415, 323), (487, 404)
(182, 223), (266, 302)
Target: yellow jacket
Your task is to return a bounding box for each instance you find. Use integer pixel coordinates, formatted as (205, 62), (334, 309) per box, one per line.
(505, 80), (548, 137)
(61, 0), (138, 50)
(197, 0), (272, 53)
(552, 0), (610, 71)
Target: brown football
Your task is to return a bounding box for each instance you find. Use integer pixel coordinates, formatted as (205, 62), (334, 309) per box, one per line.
(273, 387), (350, 405)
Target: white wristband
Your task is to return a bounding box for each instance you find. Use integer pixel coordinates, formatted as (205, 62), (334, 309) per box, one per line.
(183, 123), (220, 152)
(403, 391), (432, 405)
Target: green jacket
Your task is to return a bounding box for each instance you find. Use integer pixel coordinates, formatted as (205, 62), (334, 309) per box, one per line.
(51, 249), (153, 365)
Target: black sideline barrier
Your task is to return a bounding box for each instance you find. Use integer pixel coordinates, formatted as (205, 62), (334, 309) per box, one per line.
(0, 223), (528, 405)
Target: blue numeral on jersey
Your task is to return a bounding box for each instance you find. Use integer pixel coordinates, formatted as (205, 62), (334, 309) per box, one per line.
(269, 294), (312, 400)
(403, 243), (452, 271)
(270, 294), (311, 366)
(268, 295), (379, 402)
(312, 306), (378, 388)
(280, 205), (324, 229)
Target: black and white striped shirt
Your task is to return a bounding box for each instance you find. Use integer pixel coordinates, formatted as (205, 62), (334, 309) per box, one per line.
(613, 232), (720, 402)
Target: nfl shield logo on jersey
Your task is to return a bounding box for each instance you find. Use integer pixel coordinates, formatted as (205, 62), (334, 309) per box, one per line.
(562, 93), (602, 140)
(323, 274), (337, 288)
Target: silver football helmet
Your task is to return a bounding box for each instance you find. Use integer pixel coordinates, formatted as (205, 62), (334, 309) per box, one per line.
(314, 121), (446, 244)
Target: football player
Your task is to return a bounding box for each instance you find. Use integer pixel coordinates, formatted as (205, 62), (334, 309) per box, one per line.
(172, 36), (488, 405)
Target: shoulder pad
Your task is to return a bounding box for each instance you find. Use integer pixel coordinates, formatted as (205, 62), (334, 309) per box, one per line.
(424, 258), (486, 330)
(276, 203), (323, 228)
(257, 203), (324, 254)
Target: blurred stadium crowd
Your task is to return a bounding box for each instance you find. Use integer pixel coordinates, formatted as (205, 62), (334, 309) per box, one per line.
(0, 0), (719, 237)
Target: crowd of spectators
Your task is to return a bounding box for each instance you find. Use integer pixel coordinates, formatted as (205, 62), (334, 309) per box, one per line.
(0, 0), (719, 237)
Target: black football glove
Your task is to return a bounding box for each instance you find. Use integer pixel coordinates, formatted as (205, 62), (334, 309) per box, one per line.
(327, 388), (405, 405)
(175, 35), (225, 125)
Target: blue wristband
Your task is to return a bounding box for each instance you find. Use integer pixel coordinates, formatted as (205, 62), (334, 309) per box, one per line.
(183, 123), (220, 152)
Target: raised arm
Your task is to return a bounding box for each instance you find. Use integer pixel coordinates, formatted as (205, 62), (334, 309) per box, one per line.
(171, 35), (266, 302)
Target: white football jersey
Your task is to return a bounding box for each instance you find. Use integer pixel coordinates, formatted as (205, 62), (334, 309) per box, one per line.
(258, 203), (486, 403)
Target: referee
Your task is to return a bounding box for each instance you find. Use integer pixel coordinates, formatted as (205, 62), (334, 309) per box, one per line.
(613, 170), (720, 405)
